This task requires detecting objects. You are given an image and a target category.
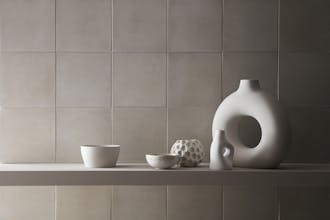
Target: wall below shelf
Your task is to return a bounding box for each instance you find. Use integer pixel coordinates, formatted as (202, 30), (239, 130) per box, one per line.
(0, 163), (330, 186)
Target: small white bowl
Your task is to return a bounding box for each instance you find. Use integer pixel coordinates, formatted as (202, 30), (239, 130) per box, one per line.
(145, 154), (181, 169)
(81, 145), (120, 168)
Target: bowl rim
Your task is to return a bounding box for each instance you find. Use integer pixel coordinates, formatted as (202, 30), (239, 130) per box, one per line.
(81, 145), (120, 148)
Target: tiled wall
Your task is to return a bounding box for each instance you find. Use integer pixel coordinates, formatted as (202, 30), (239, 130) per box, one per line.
(0, 0), (330, 219)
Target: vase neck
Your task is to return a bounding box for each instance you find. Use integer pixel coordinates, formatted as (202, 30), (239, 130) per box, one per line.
(238, 79), (260, 92)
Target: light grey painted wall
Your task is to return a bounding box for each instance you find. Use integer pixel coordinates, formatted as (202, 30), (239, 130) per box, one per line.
(0, 0), (329, 219)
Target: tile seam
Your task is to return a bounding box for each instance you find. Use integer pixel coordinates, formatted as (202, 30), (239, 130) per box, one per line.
(54, 0), (58, 220)
(111, 1), (114, 219)
(166, 1), (169, 220)
(221, 0), (224, 100)
(277, 0), (281, 101)
(54, 0), (57, 164)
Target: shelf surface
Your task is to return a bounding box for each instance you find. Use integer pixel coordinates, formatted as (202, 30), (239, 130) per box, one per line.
(0, 163), (330, 186)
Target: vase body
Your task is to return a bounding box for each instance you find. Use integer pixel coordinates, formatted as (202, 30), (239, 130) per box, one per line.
(210, 130), (234, 170)
(170, 139), (205, 167)
(212, 79), (291, 168)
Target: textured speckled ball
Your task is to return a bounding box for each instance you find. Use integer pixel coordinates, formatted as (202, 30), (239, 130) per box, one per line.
(170, 139), (205, 167)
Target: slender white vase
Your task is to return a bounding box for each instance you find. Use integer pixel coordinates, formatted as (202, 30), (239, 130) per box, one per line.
(212, 79), (291, 168)
(210, 129), (234, 170)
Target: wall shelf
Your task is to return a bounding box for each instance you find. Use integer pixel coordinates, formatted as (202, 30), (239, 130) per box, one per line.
(0, 163), (330, 186)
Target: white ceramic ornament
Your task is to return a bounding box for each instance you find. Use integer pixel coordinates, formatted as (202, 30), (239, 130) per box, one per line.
(170, 139), (205, 167)
(81, 145), (120, 168)
(210, 130), (234, 170)
(145, 154), (181, 169)
(212, 79), (291, 168)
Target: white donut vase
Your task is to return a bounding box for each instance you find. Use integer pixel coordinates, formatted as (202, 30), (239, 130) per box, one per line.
(212, 79), (291, 168)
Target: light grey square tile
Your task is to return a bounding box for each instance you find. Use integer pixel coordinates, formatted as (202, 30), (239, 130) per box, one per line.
(223, 186), (277, 220)
(284, 108), (330, 163)
(168, 107), (216, 162)
(280, 187), (330, 220)
(56, 186), (111, 220)
(113, 186), (166, 220)
(56, 53), (111, 107)
(113, 0), (166, 52)
(113, 54), (166, 107)
(56, 108), (111, 162)
(223, 0), (278, 51)
(168, 0), (221, 52)
(222, 52), (278, 97)
(0, 108), (55, 163)
(56, 0), (111, 51)
(167, 185), (221, 220)
(279, 53), (330, 107)
(113, 108), (167, 162)
(0, 0), (54, 51)
(168, 53), (221, 107)
(280, 0), (330, 52)
(0, 186), (55, 220)
(0, 53), (55, 107)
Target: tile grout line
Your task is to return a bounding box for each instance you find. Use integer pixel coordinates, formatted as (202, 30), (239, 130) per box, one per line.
(9, 104), (330, 109)
(276, 186), (281, 220)
(166, 185), (169, 220)
(111, 0), (114, 148)
(54, 0), (57, 165)
(110, 185), (114, 220)
(166, 1), (169, 219)
(6, 49), (330, 54)
(220, 0), (224, 51)
(1, 50), (297, 54)
(277, 0), (281, 101)
(54, 185), (58, 220)
(220, 0), (225, 100)
(110, 1), (114, 220)
(54, 1), (58, 220)
(221, 185), (224, 220)
(165, 0), (169, 154)
(0, 106), (185, 110)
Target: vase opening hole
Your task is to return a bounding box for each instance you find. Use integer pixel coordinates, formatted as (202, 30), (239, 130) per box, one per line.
(238, 116), (262, 148)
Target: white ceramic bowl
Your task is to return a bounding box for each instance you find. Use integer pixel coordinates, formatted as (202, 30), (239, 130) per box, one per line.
(81, 145), (120, 168)
(145, 154), (181, 169)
